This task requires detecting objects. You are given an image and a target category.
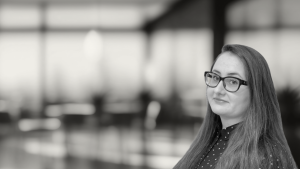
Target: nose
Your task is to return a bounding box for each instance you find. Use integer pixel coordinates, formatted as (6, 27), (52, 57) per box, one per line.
(214, 80), (226, 94)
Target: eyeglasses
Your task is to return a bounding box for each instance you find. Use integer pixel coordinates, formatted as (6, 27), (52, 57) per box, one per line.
(204, 71), (248, 92)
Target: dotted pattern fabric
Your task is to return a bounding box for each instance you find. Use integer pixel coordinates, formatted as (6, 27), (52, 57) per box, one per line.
(193, 123), (296, 169)
(195, 123), (239, 169)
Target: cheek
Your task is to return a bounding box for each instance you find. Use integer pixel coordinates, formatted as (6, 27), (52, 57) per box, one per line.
(232, 91), (251, 112)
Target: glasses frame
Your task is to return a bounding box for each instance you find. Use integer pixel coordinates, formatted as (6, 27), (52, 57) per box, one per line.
(204, 71), (248, 92)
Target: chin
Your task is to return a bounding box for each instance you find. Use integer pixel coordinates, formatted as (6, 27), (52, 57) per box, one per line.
(212, 110), (228, 115)
(211, 105), (230, 115)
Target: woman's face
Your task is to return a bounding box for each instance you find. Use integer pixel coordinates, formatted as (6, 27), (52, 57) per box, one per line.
(207, 52), (251, 122)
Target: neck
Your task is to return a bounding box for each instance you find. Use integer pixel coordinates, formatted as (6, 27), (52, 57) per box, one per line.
(220, 117), (243, 129)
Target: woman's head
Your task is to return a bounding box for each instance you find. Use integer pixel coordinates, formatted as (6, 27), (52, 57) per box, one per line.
(206, 51), (251, 126)
(206, 44), (279, 129)
(212, 44), (280, 132)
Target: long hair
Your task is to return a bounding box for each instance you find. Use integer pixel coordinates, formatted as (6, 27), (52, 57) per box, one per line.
(174, 44), (298, 169)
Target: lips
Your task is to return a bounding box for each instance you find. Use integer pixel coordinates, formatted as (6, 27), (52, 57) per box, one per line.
(213, 98), (228, 103)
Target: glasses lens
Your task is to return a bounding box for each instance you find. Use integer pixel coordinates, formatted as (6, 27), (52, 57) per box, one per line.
(205, 73), (220, 87)
(224, 78), (240, 92)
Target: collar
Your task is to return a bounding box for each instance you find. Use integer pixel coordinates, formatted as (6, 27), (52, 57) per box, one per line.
(218, 123), (240, 141)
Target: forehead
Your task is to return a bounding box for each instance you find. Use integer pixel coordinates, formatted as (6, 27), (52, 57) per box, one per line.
(212, 52), (246, 78)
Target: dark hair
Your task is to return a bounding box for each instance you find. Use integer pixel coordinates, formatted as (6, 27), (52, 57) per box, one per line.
(174, 44), (298, 169)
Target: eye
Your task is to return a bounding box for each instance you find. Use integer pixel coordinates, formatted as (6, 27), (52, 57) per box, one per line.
(212, 75), (219, 81)
(229, 79), (239, 85)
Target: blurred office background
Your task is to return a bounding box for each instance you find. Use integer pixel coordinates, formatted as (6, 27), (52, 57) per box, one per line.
(0, 0), (299, 168)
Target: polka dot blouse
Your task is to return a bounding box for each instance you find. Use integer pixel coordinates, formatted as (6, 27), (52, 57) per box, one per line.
(194, 123), (239, 169)
(193, 123), (297, 169)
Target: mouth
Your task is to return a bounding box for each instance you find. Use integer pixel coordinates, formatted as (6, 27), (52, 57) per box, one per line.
(213, 98), (228, 103)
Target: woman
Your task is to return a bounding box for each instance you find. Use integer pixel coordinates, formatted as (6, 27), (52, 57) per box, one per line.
(174, 44), (298, 169)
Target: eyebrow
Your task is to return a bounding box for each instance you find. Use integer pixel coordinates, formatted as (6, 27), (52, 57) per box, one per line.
(212, 69), (243, 78)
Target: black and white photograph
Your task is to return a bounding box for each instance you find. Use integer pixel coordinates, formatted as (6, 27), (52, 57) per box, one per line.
(0, 0), (299, 169)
